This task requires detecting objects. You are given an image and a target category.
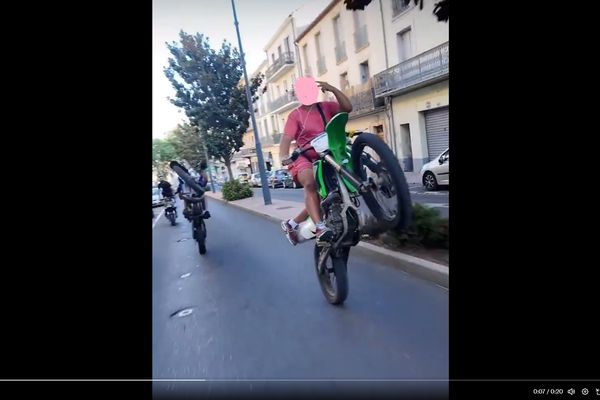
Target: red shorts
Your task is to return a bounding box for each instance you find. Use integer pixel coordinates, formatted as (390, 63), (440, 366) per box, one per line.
(288, 150), (318, 184)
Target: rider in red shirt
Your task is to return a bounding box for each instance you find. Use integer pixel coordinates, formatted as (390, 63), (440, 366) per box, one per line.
(279, 80), (353, 245)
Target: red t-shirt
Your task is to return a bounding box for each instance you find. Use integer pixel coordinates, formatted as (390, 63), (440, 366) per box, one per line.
(284, 101), (340, 149)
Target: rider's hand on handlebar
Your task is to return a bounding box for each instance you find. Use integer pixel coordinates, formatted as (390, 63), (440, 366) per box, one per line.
(282, 157), (293, 166)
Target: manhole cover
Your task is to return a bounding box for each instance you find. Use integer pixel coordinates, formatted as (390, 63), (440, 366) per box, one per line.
(170, 307), (195, 318)
(180, 273), (191, 279)
(276, 206), (292, 210)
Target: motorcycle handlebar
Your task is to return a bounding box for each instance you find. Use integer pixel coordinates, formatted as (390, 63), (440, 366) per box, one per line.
(169, 161), (205, 196)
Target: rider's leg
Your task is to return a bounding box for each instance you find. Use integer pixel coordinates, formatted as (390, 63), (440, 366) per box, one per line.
(292, 208), (309, 225)
(296, 169), (333, 242)
(201, 197), (210, 218)
(297, 169), (321, 224)
(281, 207), (309, 246)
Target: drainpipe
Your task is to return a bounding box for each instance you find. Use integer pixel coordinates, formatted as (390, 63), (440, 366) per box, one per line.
(378, 0), (389, 69)
(290, 14), (303, 77)
(378, 0), (398, 158)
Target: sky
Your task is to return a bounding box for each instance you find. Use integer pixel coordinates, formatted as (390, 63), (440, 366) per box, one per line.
(153, 0), (329, 139)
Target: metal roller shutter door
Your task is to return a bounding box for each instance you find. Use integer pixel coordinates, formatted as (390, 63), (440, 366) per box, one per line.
(425, 107), (449, 160)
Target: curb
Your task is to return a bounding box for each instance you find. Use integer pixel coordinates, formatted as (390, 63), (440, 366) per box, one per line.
(207, 194), (449, 288)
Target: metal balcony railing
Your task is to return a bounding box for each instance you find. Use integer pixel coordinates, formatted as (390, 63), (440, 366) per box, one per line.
(344, 80), (385, 117)
(373, 41), (449, 97)
(265, 52), (295, 80)
(268, 91), (297, 113)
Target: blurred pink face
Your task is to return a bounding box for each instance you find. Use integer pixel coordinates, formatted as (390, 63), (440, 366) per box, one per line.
(294, 76), (319, 106)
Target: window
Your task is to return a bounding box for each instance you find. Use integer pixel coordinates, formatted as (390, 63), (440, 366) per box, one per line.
(392, 0), (412, 17)
(397, 28), (412, 62)
(278, 45), (282, 58)
(339, 72), (349, 91)
(302, 44), (311, 75)
(353, 7), (366, 28)
(284, 36), (291, 53)
(315, 33), (322, 58)
(333, 15), (343, 45)
(359, 61), (370, 83)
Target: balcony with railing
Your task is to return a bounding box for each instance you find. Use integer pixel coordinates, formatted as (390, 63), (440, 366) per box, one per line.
(240, 147), (257, 157)
(317, 56), (327, 76)
(354, 25), (369, 51)
(392, 0), (413, 17)
(344, 80), (385, 118)
(265, 51), (295, 81)
(267, 90), (298, 114)
(335, 42), (347, 64)
(373, 41), (449, 97)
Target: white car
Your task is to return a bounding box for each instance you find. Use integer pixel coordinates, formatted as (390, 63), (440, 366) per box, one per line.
(237, 173), (249, 183)
(152, 187), (163, 208)
(249, 173), (261, 187)
(421, 148), (449, 191)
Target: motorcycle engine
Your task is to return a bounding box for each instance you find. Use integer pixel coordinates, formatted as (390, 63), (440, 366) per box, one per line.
(325, 201), (344, 242)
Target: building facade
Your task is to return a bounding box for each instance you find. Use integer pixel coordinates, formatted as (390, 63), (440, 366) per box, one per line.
(295, 0), (389, 144)
(237, 0), (449, 176)
(373, 0), (449, 171)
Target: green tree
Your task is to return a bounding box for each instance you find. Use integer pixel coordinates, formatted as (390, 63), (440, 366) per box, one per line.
(152, 137), (177, 178)
(169, 123), (206, 170)
(164, 31), (263, 179)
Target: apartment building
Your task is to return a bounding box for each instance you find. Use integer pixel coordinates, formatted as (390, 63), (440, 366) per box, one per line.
(295, 0), (389, 143)
(238, 0), (449, 176)
(373, 0), (449, 172)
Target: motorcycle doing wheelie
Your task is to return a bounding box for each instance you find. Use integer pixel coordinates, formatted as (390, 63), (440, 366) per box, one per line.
(283, 112), (412, 305)
(169, 161), (210, 255)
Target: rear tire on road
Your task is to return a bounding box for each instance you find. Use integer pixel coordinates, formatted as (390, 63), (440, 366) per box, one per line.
(314, 245), (349, 305)
(423, 171), (439, 191)
(167, 212), (176, 226)
(194, 220), (207, 255)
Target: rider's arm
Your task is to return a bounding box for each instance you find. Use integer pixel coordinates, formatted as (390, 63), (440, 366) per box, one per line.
(280, 111), (298, 164)
(279, 134), (293, 165)
(316, 81), (353, 113)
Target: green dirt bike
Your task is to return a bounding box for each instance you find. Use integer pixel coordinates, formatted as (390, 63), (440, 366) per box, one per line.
(284, 112), (412, 305)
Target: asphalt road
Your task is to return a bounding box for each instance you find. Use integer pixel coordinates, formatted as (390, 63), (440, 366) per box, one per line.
(152, 198), (448, 397)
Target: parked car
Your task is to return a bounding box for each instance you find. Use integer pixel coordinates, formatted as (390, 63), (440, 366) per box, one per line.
(269, 169), (294, 188)
(421, 148), (449, 191)
(249, 173), (262, 187)
(152, 187), (163, 208)
(237, 173), (250, 183)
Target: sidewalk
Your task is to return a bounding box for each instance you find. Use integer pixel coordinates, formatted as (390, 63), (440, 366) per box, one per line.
(205, 192), (449, 288)
(404, 171), (422, 185)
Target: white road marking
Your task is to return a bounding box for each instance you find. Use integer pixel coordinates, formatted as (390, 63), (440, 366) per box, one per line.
(152, 209), (165, 229)
(419, 203), (449, 208)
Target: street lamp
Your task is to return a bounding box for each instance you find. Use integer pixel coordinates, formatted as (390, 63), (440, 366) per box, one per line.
(230, 0), (272, 205)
